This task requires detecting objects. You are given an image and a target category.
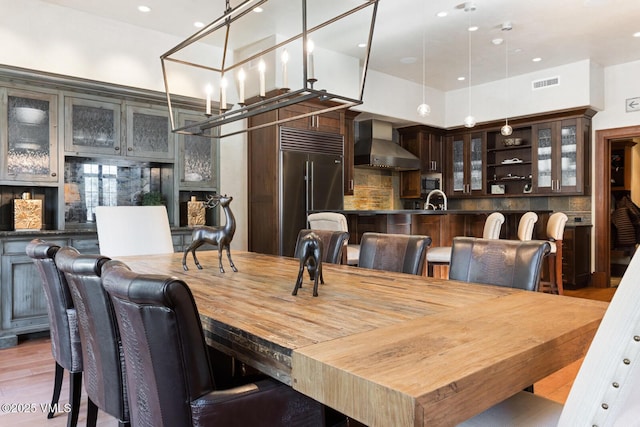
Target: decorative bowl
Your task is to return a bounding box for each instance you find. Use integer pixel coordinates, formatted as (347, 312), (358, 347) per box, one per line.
(503, 137), (523, 146)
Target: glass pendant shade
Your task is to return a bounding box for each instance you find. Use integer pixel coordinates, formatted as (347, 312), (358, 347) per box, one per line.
(464, 115), (476, 128)
(417, 103), (431, 117)
(501, 123), (513, 135)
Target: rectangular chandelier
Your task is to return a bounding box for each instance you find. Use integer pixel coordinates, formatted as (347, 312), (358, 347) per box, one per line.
(161, 0), (379, 138)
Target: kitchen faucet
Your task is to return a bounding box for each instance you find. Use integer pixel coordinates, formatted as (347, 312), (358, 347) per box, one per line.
(425, 189), (447, 210)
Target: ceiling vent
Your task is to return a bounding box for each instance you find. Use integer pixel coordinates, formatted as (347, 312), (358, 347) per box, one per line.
(532, 76), (560, 90)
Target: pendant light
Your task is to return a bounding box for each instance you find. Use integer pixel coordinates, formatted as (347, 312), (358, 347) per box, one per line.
(417, 2), (430, 117)
(463, 3), (476, 128)
(500, 22), (513, 136)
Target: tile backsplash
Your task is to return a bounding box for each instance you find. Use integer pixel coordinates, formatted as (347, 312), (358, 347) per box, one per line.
(344, 168), (402, 210)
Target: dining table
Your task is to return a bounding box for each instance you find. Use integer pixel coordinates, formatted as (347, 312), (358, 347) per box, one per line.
(120, 250), (608, 427)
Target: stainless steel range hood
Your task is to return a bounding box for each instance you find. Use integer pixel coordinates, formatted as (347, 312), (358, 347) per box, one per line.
(354, 120), (420, 171)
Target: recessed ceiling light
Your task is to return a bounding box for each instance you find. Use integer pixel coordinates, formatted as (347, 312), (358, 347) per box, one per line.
(357, 43), (367, 48)
(194, 21), (205, 28)
(400, 57), (417, 64)
(634, 31), (640, 38)
(468, 26), (479, 32)
(138, 5), (151, 13)
(532, 57), (542, 62)
(436, 11), (448, 17)
(253, 7), (264, 13)
(492, 38), (504, 45)
(458, 76), (466, 81)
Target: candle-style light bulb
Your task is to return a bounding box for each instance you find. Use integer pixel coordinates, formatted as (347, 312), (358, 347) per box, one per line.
(238, 68), (246, 104)
(220, 77), (228, 110)
(205, 84), (213, 116)
(258, 60), (266, 97)
(281, 49), (289, 89)
(306, 39), (315, 82)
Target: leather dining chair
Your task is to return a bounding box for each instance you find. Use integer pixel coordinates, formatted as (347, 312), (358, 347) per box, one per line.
(295, 229), (350, 265)
(95, 205), (174, 257)
(101, 259), (325, 427)
(448, 237), (551, 291)
(459, 244), (640, 426)
(358, 232), (432, 275)
(307, 212), (359, 265)
(517, 211), (538, 241)
(26, 239), (82, 427)
(540, 211), (569, 295)
(427, 212), (505, 277)
(55, 247), (130, 427)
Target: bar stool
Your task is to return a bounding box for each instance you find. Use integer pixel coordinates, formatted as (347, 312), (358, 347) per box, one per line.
(541, 212), (568, 295)
(427, 212), (505, 277)
(517, 212), (538, 241)
(307, 212), (359, 265)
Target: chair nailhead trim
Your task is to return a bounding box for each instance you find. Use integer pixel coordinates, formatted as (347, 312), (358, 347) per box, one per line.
(602, 403), (609, 410)
(612, 382), (619, 388)
(623, 358), (631, 365)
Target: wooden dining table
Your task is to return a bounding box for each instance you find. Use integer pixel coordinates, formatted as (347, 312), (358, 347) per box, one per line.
(121, 250), (607, 427)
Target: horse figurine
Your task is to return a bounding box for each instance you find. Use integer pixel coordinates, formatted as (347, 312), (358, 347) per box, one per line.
(292, 232), (323, 297)
(182, 194), (237, 273)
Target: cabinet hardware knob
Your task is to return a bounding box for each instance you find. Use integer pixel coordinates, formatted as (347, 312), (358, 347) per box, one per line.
(128, 147), (133, 151)
(114, 146), (120, 151)
(51, 172), (57, 177)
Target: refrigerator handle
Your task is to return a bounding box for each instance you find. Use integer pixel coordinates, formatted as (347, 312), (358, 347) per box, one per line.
(305, 159), (311, 213)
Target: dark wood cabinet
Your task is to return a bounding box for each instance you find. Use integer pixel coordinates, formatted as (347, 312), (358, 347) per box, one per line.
(397, 126), (444, 199)
(486, 127), (533, 196)
(279, 102), (343, 134)
(445, 132), (485, 196)
(562, 225), (591, 289)
(343, 111), (358, 195)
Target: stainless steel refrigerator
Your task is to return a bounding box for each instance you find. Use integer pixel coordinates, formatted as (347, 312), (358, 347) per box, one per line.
(279, 127), (344, 256)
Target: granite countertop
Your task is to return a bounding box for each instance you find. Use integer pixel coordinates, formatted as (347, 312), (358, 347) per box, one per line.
(0, 226), (195, 238)
(334, 209), (553, 215)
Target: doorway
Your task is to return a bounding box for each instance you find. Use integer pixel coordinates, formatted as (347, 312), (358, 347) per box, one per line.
(594, 125), (640, 287)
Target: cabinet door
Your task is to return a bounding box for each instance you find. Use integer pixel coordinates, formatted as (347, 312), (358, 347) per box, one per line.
(449, 134), (466, 195)
(65, 97), (122, 155)
(177, 113), (218, 189)
(428, 133), (443, 173)
(558, 119), (581, 193)
(532, 122), (556, 194)
(469, 133), (484, 193)
(1, 89), (58, 182)
(279, 103), (342, 134)
(126, 105), (174, 160)
(1, 254), (49, 333)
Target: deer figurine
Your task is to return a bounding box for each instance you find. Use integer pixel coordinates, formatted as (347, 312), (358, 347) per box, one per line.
(292, 232), (323, 297)
(182, 194), (237, 273)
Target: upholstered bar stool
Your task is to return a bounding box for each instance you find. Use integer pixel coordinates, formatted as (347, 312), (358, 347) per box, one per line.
(307, 212), (360, 265)
(517, 211), (538, 241)
(426, 212), (505, 277)
(540, 212), (569, 295)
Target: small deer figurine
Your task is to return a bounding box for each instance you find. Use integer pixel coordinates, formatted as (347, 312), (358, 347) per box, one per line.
(292, 232), (323, 297)
(182, 194), (237, 273)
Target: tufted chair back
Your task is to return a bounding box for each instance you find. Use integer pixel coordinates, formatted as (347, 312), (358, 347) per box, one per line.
(358, 232), (432, 275)
(55, 246), (129, 426)
(26, 239), (83, 426)
(101, 260), (324, 427)
(295, 229), (350, 264)
(449, 237), (551, 291)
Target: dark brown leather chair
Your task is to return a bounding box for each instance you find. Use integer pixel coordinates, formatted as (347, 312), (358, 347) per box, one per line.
(101, 260), (324, 427)
(357, 232), (432, 275)
(54, 247), (130, 427)
(26, 239), (82, 427)
(294, 229), (350, 264)
(449, 237), (551, 291)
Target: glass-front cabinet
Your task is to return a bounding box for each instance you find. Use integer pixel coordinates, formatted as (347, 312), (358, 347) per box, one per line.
(446, 132), (484, 196)
(65, 96), (121, 155)
(177, 113), (218, 189)
(1, 88), (58, 182)
(532, 118), (586, 194)
(126, 105), (173, 160)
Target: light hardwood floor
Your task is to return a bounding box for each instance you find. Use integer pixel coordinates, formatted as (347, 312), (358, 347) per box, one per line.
(0, 287), (616, 426)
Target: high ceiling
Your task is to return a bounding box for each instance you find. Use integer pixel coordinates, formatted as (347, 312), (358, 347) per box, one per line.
(40, 0), (640, 92)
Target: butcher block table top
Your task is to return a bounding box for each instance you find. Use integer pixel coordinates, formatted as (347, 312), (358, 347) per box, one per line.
(120, 250), (607, 427)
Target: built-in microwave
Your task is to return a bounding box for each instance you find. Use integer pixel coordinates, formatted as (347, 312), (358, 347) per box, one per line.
(421, 177), (440, 192)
